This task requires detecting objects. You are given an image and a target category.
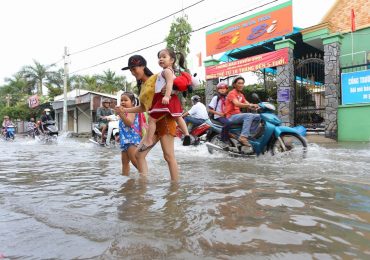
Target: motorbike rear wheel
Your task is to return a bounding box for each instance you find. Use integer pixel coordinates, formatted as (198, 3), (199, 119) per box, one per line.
(270, 133), (307, 158)
(207, 134), (224, 154)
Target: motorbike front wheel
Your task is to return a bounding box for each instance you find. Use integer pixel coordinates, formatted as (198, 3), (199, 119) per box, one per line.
(270, 133), (307, 158)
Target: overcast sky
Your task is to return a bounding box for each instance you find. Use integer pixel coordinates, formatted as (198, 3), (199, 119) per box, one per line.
(0, 0), (336, 86)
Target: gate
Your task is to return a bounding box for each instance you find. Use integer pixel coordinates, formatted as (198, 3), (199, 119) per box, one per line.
(294, 54), (325, 131)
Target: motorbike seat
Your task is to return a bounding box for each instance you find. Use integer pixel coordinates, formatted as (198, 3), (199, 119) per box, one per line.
(210, 119), (242, 128)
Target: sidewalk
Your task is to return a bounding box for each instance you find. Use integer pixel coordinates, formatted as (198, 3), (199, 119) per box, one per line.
(305, 133), (336, 144)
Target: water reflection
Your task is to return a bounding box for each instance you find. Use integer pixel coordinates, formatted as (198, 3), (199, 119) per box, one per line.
(0, 137), (369, 259)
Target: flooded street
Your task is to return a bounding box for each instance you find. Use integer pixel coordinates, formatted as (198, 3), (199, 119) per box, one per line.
(1, 136), (369, 259)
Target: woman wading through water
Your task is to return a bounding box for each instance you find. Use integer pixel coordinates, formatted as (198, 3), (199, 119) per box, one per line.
(115, 55), (179, 181)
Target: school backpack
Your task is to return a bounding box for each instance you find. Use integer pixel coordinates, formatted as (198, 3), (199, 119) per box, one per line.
(208, 94), (221, 120)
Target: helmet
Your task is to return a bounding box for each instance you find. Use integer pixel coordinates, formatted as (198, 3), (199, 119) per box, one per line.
(102, 98), (111, 103)
(217, 81), (228, 89)
(191, 95), (200, 102)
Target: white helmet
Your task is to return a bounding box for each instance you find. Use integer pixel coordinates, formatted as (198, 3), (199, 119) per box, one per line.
(191, 95), (201, 103)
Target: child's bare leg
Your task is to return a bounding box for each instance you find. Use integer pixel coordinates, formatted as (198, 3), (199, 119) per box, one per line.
(121, 152), (130, 176)
(142, 116), (157, 146)
(127, 145), (138, 169)
(176, 117), (189, 136)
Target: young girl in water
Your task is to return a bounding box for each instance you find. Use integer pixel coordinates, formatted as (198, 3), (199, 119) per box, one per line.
(115, 92), (146, 175)
(138, 48), (190, 152)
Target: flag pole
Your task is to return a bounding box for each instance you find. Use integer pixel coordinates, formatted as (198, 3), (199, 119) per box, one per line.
(351, 31), (354, 62)
(351, 8), (355, 62)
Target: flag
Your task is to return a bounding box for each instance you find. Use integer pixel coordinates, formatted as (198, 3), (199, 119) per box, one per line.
(196, 52), (202, 67)
(351, 9), (356, 32)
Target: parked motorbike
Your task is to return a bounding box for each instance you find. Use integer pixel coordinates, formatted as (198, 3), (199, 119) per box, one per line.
(38, 120), (58, 143)
(1, 125), (16, 141)
(206, 94), (307, 158)
(176, 119), (212, 145)
(90, 121), (119, 146)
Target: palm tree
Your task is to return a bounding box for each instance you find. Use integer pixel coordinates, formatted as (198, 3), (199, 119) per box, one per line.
(97, 69), (126, 94)
(0, 73), (30, 106)
(81, 75), (99, 92)
(4, 72), (30, 95)
(21, 60), (55, 95)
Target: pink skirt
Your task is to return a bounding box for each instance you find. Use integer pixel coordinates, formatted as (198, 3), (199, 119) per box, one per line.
(149, 93), (183, 119)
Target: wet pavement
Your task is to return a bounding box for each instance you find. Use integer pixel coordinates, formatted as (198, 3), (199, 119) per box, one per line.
(0, 135), (369, 259)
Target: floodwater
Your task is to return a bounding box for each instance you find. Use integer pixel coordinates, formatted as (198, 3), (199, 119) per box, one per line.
(0, 135), (369, 259)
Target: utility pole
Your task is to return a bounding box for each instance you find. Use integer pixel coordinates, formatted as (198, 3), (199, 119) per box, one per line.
(63, 46), (69, 133)
(5, 94), (12, 107)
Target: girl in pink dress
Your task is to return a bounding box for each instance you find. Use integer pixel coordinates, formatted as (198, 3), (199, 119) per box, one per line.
(138, 48), (190, 152)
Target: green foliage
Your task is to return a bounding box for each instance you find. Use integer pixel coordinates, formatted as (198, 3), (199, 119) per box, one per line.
(96, 69), (126, 94)
(242, 84), (270, 102)
(20, 60), (55, 95)
(0, 103), (38, 121)
(165, 15), (192, 65)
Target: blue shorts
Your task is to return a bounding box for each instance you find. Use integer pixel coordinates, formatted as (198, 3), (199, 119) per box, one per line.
(120, 143), (138, 152)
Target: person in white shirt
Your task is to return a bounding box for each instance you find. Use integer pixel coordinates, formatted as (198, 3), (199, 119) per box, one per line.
(182, 95), (209, 131)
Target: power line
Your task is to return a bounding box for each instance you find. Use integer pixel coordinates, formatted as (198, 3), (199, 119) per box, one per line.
(69, 0), (206, 56)
(70, 0), (278, 75)
(49, 58), (64, 67)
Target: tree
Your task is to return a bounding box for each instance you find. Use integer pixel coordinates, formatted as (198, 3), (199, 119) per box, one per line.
(0, 73), (29, 106)
(20, 60), (55, 95)
(80, 75), (99, 92)
(4, 72), (31, 95)
(165, 15), (192, 64)
(97, 69), (126, 94)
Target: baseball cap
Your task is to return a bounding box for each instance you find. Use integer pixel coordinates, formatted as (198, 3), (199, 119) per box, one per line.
(121, 55), (147, 70)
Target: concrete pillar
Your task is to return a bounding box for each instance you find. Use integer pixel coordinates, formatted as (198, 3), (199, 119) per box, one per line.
(274, 38), (296, 126)
(322, 33), (343, 139)
(204, 58), (220, 105)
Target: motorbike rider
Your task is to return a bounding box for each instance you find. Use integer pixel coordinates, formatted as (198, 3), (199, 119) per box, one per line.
(182, 95), (209, 131)
(2, 115), (14, 137)
(40, 108), (53, 133)
(208, 81), (231, 145)
(27, 117), (38, 137)
(224, 76), (260, 147)
(97, 98), (114, 144)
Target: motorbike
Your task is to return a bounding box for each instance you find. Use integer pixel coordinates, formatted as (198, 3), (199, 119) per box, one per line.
(1, 125), (16, 141)
(176, 119), (212, 145)
(90, 120), (119, 147)
(38, 120), (58, 143)
(206, 94), (307, 158)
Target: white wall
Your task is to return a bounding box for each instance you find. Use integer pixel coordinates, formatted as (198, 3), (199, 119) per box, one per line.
(77, 104), (92, 133)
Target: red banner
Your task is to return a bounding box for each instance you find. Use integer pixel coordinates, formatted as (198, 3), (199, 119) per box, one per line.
(205, 48), (289, 80)
(206, 1), (292, 56)
(28, 95), (40, 108)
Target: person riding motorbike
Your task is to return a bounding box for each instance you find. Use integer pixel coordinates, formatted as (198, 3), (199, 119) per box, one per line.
(2, 115), (15, 138)
(40, 108), (53, 133)
(224, 76), (260, 147)
(96, 98), (114, 144)
(208, 81), (231, 144)
(182, 95), (209, 131)
(27, 117), (38, 137)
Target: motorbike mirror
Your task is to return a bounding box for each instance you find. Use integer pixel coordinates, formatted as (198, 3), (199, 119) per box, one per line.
(251, 93), (260, 103)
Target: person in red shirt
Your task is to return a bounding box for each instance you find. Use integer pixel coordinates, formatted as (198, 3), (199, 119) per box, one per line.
(224, 76), (260, 146)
